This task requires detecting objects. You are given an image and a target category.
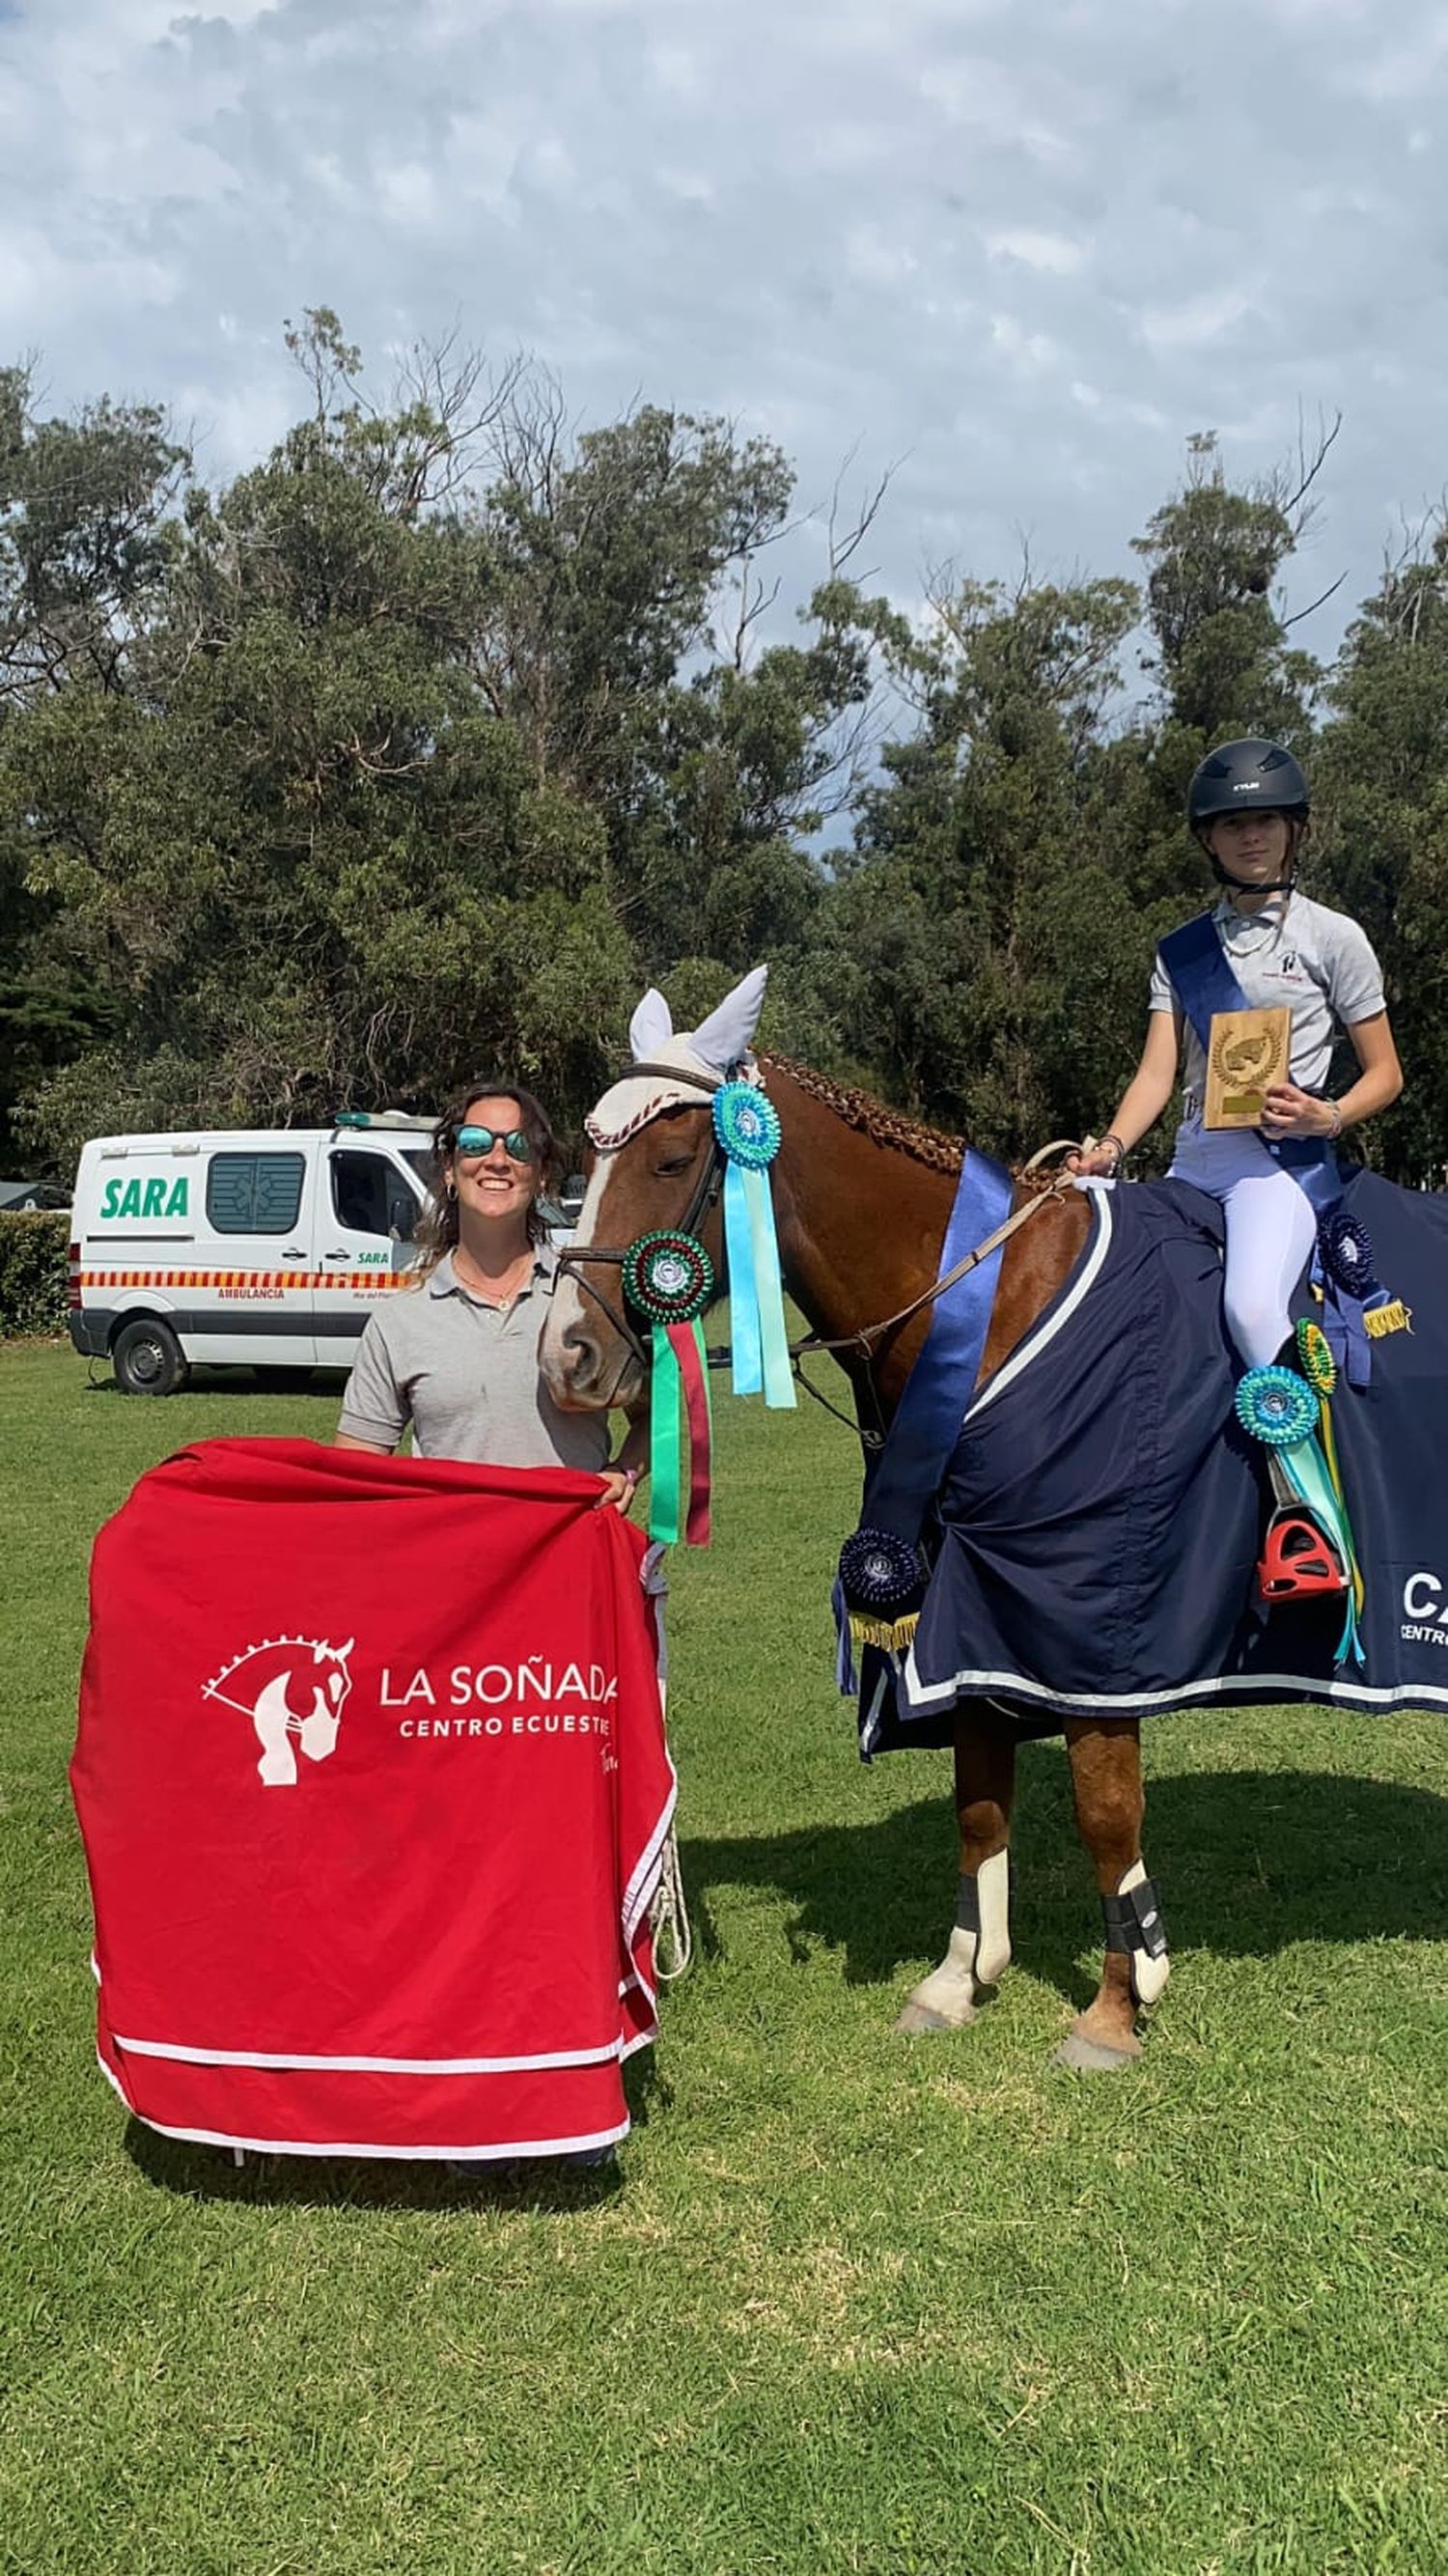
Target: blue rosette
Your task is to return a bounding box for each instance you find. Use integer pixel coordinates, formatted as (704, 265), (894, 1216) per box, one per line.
(711, 1080), (794, 1410)
(837, 1526), (928, 1655)
(1235, 1364), (1321, 1448)
(1318, 1208), (1376, 1302)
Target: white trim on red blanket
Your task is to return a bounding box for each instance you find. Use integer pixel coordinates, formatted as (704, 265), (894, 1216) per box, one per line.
(96, 2053), (631, 2161)
(108, 2033), (634, 2073)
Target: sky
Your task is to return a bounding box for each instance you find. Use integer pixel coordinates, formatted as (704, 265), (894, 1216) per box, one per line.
(2, 0), (1446, 667)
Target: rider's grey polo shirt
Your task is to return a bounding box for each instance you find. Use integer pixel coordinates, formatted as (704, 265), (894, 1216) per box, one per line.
(1149, 892), (1385, 1103)
(338, 1245), (610, 1471)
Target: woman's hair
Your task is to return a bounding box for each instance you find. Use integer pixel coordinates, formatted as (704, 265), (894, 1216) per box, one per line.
(410, 1078), (564, 1276)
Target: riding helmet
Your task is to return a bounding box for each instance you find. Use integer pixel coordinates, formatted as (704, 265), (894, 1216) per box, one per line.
(1186, 739), (1310, 826)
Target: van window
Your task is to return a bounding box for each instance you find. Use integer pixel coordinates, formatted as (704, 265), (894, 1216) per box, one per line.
(330, 1149), (420, 1241)
(207, 1152), (306, 1235)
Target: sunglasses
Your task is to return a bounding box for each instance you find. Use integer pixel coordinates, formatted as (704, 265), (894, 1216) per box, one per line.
(453, 1126), (534, 1163)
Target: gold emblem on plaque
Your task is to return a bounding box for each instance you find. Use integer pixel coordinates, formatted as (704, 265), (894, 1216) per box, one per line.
(1204, 1005), (1292, 1129)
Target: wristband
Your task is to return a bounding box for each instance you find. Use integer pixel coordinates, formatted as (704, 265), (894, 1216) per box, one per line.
(1099, 1134), (1126, 1166)
(1324, 1101), (1344, 1140)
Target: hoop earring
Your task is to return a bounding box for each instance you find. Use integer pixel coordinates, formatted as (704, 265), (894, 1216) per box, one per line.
(446, 1181), (458, 1201)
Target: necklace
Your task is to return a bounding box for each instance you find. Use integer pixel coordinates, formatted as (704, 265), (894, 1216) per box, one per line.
(455, 1244), (534, 1309)
(1222, 893), (1290, 959)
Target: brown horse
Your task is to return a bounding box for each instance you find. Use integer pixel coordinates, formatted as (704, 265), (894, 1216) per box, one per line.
(540, 1049), (1166, 2069)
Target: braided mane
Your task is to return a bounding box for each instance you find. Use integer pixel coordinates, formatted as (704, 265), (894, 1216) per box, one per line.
(762, 1054), (965, 1177)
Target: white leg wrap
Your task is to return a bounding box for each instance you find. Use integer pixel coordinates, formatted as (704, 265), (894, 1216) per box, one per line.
(908, 1926), (981, 2023)
(974, 1848), (1012, 1987)
(1117, 1858), (1170, 2008)
(906, 1849), (1011, 2020)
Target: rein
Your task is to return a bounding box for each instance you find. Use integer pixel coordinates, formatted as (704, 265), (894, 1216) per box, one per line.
(558, 1060), (1084, 1438)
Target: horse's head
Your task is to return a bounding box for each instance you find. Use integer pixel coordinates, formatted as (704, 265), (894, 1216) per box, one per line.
(539, 967), (768, 1414)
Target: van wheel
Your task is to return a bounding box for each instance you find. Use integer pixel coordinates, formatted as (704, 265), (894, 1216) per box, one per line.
(112, 1317), (188, 1397)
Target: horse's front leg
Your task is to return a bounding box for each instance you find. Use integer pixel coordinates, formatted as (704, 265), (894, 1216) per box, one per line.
(1056, 1716), (1171, 2071)
(896, 1703), (1015, 2034)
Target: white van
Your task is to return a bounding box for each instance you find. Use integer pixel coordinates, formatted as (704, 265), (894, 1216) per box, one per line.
(69, 1115), (436, 1393)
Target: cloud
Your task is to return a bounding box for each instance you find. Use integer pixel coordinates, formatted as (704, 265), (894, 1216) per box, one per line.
(0, 0), (1444, 668)
(986, 229), (1087, 276)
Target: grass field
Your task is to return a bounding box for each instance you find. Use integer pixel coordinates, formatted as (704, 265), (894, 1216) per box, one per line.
(4, 1337), (1448, 2576)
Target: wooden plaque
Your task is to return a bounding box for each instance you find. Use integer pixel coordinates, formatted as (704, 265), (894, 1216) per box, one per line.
(1204, 1006), (1292, 1130)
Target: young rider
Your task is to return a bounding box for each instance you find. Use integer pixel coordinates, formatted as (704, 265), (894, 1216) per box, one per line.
(1075, 738), (1404, 1591)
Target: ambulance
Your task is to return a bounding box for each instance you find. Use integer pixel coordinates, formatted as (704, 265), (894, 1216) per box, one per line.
(68, 1114), (436, 1393)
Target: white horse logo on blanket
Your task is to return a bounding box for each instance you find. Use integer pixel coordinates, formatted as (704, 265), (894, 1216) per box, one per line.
(202, 1636), (355, 1787)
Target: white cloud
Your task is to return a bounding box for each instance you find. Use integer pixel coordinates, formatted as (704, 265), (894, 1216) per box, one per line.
(986, 228), (1086, 275)
(0, 0), (1441, 649)
(1138, 288), (1253, 354)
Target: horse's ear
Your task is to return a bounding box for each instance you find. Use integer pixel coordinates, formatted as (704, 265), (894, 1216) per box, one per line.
(629, 988), (674, 1061)
(691, 965), (768, 1074)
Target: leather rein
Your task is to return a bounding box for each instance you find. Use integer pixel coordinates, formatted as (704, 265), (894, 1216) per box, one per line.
(553, 1062), (1083, 1442)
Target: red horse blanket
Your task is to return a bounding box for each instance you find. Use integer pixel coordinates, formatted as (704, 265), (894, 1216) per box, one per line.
(72, 1439), (675, 2162)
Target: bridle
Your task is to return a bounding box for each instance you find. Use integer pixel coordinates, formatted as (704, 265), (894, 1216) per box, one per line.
(554, 1060), (1083, 1445)
(551, 1060), (731, 1377)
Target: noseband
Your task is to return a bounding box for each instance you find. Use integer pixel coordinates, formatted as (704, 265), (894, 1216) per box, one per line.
(552, 1062), (730, 1371)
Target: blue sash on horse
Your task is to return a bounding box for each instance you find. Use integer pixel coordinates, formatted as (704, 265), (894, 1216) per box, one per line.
(852, 1167), (1448, 1750)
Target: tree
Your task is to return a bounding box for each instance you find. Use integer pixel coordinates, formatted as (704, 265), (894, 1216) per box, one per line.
(1314, 526), (1448, 1181)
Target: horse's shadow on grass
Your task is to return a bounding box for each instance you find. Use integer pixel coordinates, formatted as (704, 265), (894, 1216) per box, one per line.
(680, 1748), (1448, 2007)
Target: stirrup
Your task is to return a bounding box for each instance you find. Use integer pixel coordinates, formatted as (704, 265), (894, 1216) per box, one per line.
(1257, 1505), (1349, 1601)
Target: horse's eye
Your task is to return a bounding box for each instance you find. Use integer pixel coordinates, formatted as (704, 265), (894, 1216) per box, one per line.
(654, 1150), (697, 1177)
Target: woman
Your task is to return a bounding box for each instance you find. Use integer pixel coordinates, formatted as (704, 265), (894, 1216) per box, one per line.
(1076, 737), (1404, 1599)
(337, 1078), (647, 1509)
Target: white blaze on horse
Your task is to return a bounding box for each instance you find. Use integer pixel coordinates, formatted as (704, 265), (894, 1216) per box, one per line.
(539, 965), (1170, 2070)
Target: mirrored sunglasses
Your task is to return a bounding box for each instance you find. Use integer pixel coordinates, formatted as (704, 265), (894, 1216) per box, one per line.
(454, 1125), (533, 1163)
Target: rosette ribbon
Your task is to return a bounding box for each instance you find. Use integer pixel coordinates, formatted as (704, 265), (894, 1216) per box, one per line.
(1296, 1319), (1364, 1622)
(623, 1231), (715, 1548)
(1236, 1363), (1363, 1667)
(712, 1081), (795, 1411)
(1314, 1207), (1410, 1390)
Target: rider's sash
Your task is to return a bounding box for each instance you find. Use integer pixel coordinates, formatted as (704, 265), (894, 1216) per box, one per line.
(863, 1148), (1015, 1543)
(1158, 913), (1341, 1214)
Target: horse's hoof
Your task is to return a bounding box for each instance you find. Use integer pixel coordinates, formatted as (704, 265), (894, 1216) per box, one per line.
(1053, 2030), (1139, 2074)
(894, 1999), (974, 2035)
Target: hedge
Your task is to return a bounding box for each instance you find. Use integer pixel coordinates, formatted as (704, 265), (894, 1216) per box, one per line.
(0, 1211), (70, 1338)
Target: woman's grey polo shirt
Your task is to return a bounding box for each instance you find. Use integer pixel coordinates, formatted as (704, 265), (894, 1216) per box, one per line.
(338, 1245), (610, 1471)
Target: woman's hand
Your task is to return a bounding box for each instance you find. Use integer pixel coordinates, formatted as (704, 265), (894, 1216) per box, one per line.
(1260, 1082), (1337, 1140)
(595, 1467), (642, 1514)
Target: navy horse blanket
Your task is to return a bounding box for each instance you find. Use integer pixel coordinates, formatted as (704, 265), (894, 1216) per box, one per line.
(858, 1169), (1448, 1752)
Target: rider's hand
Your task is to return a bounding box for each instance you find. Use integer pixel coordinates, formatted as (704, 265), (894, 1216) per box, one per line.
(596, 1467), (642, 1514)
(1261, 1082), (1334, 1140)
(1068, 1134), (1124, 1179)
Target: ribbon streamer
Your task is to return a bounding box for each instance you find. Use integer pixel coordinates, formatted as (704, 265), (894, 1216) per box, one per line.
(647, 1321), (713, 1548)
(648, 1325), (682, 1547)
(672, 1319), (713, 1546)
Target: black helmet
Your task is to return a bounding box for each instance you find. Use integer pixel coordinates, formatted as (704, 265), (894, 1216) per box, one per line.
(1186, 738), (1310, 826)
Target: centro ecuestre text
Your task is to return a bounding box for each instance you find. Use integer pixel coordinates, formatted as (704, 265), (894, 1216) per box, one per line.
(1401, 1573), (1448, 1647)
(380, 1659), (620, 1741)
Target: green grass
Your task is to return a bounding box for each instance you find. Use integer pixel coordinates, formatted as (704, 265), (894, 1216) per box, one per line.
(4, 1338), (1448, 2576)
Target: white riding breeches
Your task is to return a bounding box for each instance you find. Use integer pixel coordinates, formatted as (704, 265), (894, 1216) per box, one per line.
(1167, 1125), (1319, 1372)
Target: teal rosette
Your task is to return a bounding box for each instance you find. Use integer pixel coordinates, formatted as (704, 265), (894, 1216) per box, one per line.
(1235, 1364), (1320, 1448)
(623, 1229), (715, 1326)
(711, 1081), (781, 1170)
(711, 1081), (794, 1410)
